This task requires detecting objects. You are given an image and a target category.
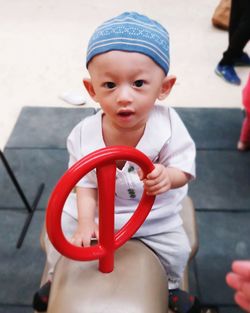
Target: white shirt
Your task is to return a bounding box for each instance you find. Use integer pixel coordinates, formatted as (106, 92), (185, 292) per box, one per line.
(64, 105), (196, 236)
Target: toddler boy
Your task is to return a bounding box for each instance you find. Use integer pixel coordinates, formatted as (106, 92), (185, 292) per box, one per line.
(33, 12), (200, 313)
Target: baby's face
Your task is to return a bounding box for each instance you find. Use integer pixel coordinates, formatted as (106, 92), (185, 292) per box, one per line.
(86, 51), (168, 131)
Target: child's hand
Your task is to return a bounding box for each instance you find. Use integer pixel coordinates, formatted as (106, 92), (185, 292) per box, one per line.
(138, 164), (172, 196)
(71, 220), (99, 247)
(226, 261), (250, 313)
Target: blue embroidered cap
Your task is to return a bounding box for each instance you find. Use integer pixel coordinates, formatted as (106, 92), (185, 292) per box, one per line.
(86, 12), (170, 75)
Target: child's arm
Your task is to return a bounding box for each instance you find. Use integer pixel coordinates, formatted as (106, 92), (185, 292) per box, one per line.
(71, 187), (99, 247)
(139, 164), (190, 196)
(226, 261), (250, 313)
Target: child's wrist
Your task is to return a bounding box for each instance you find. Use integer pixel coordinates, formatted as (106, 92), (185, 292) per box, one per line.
(164, 167), (173, 189)
(78, 217), (95, 226)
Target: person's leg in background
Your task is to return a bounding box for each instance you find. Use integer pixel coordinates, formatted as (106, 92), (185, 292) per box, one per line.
(215, 0), (250, 85)
(226, 0), (250, 64)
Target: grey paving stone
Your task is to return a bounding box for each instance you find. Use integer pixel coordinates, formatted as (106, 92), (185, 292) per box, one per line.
(188, 260), (199, 297)
(6, 107), (243, 150)
(0, 306), (32, 313)
(175, 108), (242, 150)
(219, 307), (244, 313)
(0, 149), (68, 209)
(6, 107), (96, 149)
(0, 210), (45, 305)
(195, 211), (250, 306)
(189, 150), (250, 210)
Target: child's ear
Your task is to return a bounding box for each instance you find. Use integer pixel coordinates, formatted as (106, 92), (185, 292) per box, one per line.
(158, 75), (176, 100)
(83, 78), (98, 102)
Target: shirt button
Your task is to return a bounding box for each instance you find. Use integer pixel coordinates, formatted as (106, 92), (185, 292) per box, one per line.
(128, 188), (136, 198)
(128, 165), (135, 172)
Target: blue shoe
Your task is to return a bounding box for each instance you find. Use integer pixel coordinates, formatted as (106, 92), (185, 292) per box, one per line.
(234, 53), (250, 66)
(215, 64), (241, 85)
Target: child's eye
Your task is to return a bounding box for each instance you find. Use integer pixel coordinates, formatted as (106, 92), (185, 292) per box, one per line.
(133, 80), (144, 87)
(104, 82), (116, 89)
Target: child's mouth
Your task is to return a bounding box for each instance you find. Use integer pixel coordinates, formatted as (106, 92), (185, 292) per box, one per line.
(117, 110), (135, 117)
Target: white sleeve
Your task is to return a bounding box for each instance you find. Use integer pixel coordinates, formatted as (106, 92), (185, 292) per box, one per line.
(158, 108), (196, 178)
(66, 122), (97, 188)
(67, 122), (82, 168)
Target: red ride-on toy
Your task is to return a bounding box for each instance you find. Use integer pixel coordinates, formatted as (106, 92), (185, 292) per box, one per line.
(36, 146), (199, 313)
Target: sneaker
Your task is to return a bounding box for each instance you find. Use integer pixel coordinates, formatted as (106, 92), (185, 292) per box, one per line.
(215, 64), (241, 85)
(32, 281), (51, 312)
(169, 289), (201, 313)
(234, 53), (250, 66)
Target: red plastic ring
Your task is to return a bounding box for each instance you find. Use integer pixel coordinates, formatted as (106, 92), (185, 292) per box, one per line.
(46, 146), (155, 272)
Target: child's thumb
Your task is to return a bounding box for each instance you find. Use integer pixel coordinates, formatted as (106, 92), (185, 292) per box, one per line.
(137, 168), (144, 180)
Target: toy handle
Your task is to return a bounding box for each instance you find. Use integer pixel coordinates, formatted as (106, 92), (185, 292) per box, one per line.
(46, 146), (155, 272)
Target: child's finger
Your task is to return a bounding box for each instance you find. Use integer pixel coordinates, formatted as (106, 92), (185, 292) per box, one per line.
(226, 272), (241, 290)
(235, 291), (250, 313)
(145, 178), (165, 190)
(80, 230), (92, 247)
(144, 179), (171, 195)
(146, 166), (161, 179)
(137, 168), (144, 180)
(71, 236), (83, 247)
(82, 237), (91, 247)
(241, 281), (250, 300)
(227, 272), (250, 301)
(94, 228), (99, 241)
(144, 175), (162, 186)
(232, 261), (250, 278)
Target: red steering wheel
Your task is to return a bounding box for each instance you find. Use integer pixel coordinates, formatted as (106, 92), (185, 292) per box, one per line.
(46, 146), (155, 273)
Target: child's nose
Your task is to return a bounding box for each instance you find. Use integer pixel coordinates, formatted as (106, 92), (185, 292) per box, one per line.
(116, 86), (133, 104)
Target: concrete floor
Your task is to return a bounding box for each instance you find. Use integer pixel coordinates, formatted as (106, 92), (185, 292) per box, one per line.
(0, 0), (250, 149)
